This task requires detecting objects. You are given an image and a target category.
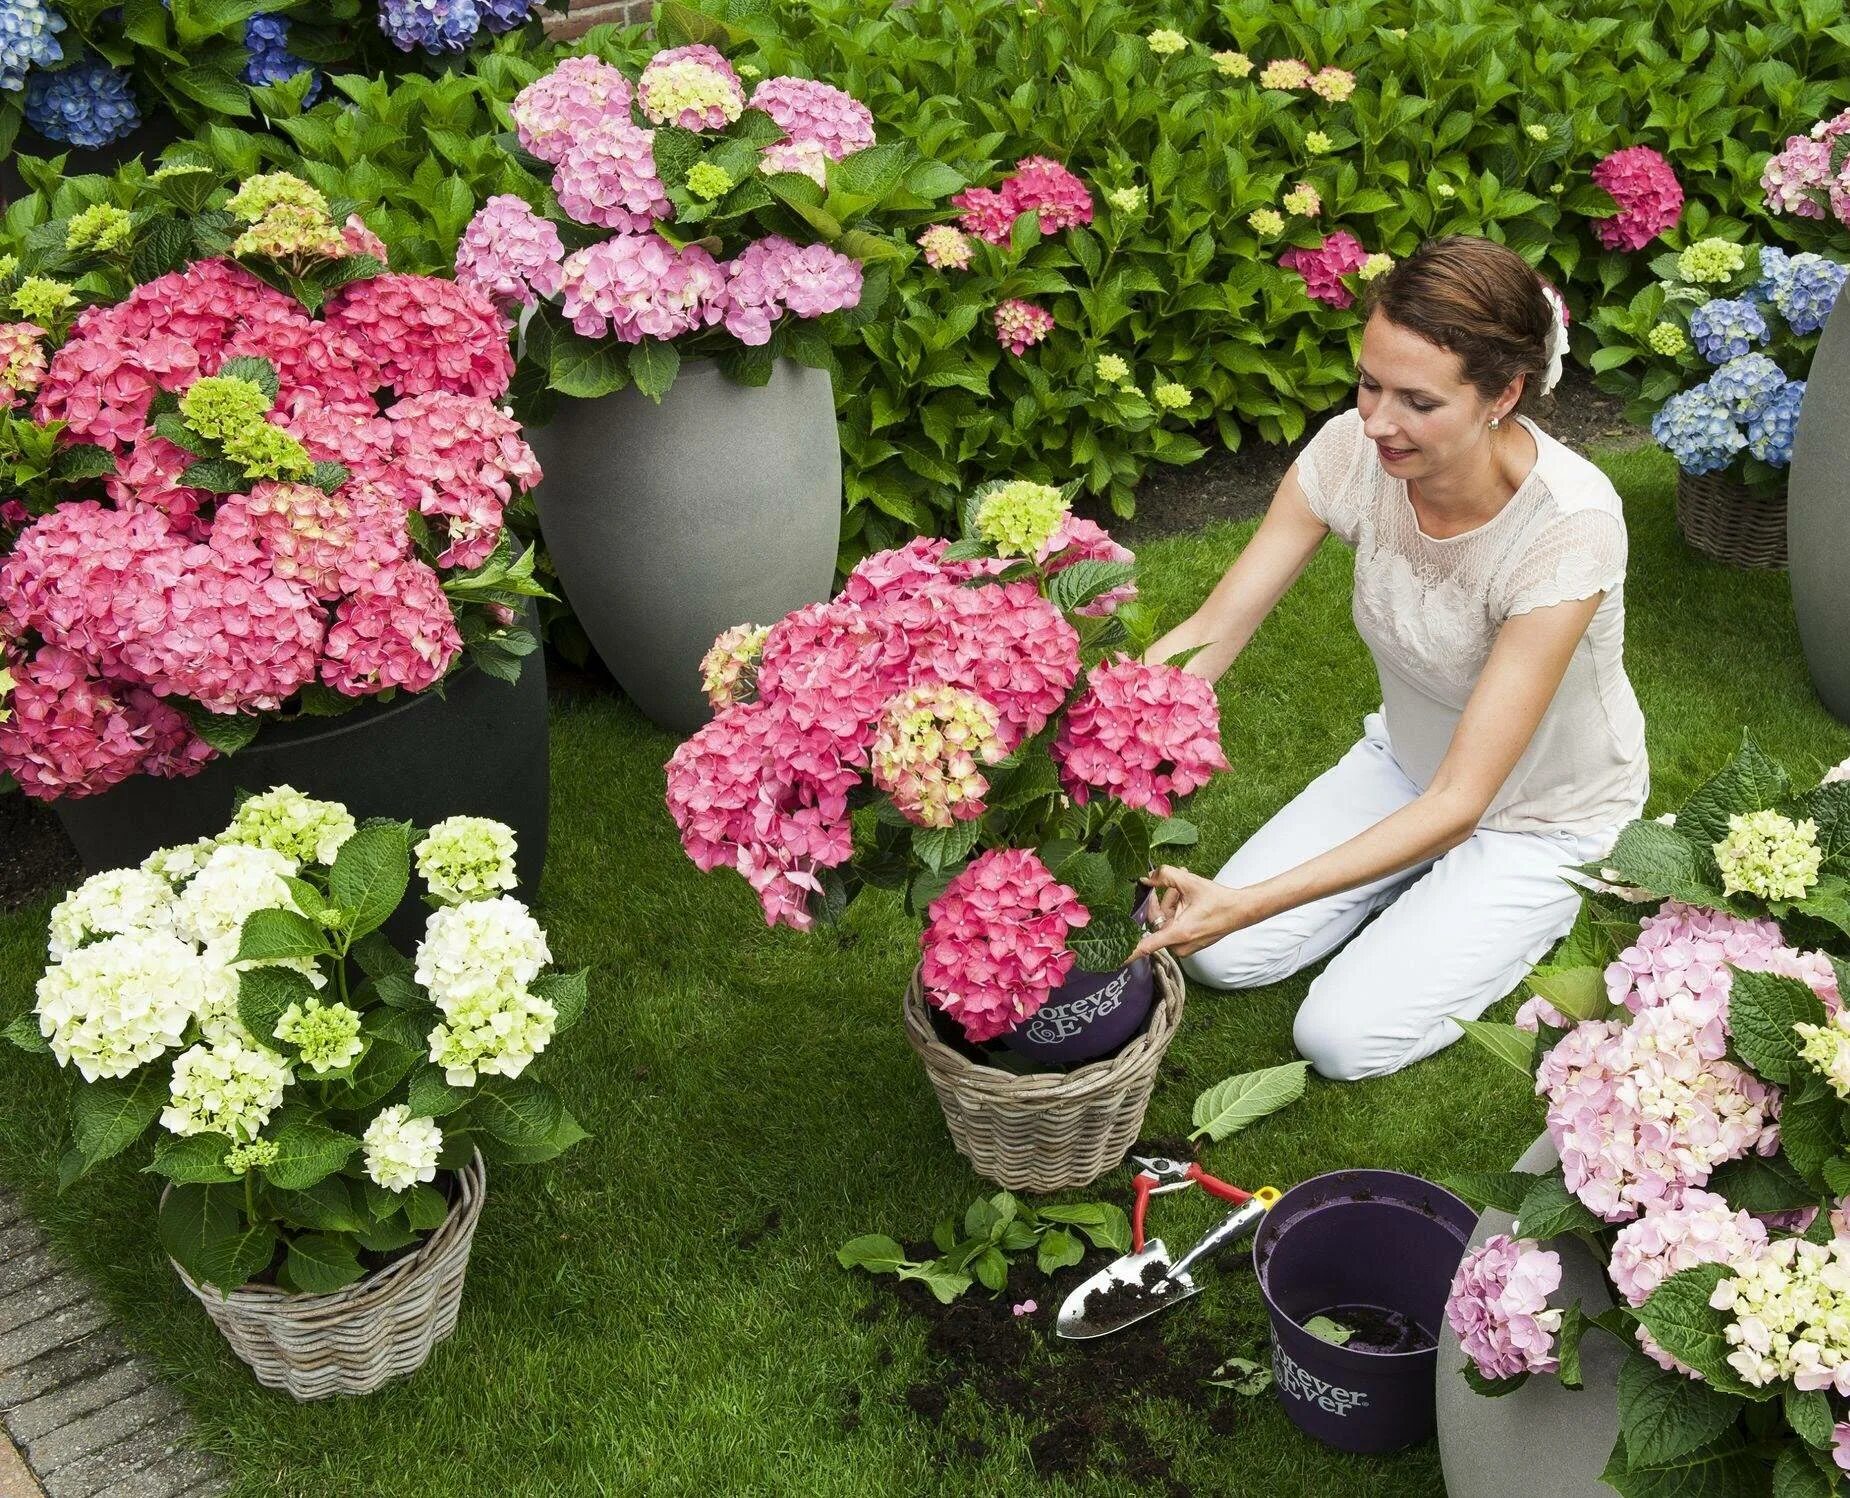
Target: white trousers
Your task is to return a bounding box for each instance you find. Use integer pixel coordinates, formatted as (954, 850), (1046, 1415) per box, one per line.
(1181, 713), (1619, 1082)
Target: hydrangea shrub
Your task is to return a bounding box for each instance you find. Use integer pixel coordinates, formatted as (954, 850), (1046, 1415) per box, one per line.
(1441, 732), (1850, 1492)
(665, 477), (1228, 1045)
(4, 793), (590, 1297)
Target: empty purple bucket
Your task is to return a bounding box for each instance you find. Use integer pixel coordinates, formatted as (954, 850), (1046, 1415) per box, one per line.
(1252, 1169), (1474, 1454)
(1000, 953), (1155, 1064)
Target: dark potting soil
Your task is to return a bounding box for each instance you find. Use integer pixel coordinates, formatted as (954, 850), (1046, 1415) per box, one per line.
(1312, 1303), (1436, 1356)
(861, 1238), (1270, 1493)
(0, 792), (80, 913)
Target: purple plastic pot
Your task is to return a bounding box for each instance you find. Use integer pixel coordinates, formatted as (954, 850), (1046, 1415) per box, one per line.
(998, 952), (1156, 1065)
(1252, 1169), (1475, 1454)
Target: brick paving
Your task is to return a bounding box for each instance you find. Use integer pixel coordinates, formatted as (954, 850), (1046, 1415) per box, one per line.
(0, 1194), (225, 1498)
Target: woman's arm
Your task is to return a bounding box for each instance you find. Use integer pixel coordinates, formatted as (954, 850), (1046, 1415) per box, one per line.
(1132, 592), (1605, 960)
(1145, 463), (1331, 682)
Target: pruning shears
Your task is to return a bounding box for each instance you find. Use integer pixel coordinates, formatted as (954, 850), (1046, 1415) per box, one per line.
(1129, 1155), (1281, 1253)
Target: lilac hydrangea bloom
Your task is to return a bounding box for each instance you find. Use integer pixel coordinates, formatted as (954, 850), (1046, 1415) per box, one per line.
(378, 0), (481, 54)
(1773, 254), (1849, 336)
(1749, 245), (1790, 306)
(1688, 298), (1767, 364)
(1652, 385), (1746, 475)
(0, 0), (64, 94)
(242, 14), (320, 103)
(1746, 379), (1806, 466)
(24, 55), (138, 147)
(478, 0), (538, 31)
(1444, 1234), (1563, 1380)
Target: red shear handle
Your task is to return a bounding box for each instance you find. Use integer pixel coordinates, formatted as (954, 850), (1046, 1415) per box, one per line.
(1131, 1172), (1156, 1253)
(1185, 1163), (1253, 1204)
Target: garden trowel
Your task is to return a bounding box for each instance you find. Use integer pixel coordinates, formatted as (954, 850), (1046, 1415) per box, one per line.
(1056, 1191), (1276, 1340)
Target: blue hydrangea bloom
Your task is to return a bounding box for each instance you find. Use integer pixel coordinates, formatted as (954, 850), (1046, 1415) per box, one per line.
(0, 0), (64, 93)
(479, 0), (538, 31)
(1688, 297), (1768, 365)
(1745, 379), (1806, 467)
(378, 0), (481, 53)
(1773, 253), (1850, 337)
(25, 56), (139, 147)
(1707, 353), (1788, 419)
(1749, 245), (1790, 307)
(242, 13), (320, 103)
(1651, 384), (1746, 475)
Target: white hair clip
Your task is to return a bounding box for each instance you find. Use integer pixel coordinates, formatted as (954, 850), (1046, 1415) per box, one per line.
(1538, 280), (1570, 396)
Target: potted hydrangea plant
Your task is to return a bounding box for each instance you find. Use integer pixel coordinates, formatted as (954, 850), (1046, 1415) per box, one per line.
(665, 479), (1229, 1189)
(454, 16), (948, 732)
(0, 167), (552, 881)
(1587, 227), (1848, 568)
(4, 789), (588, 1399)
(1433, 734), (1850, 1497)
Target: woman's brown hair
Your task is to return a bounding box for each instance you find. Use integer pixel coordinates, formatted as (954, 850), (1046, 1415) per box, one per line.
(1359, 236), (1555, 414)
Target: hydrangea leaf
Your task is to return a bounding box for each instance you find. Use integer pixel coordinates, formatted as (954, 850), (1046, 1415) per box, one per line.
(1439, 1170), (1543, 1215)
(1511, 1171), (1602, 1240)
(1453, 1018), (1538, 1081)
(1707, 1151), (1814, 1213)
(329, 821), (412, 943)
(71, 1069), (167, 1169)
(145, 1131), (238, 1185)
(282, 1232), (365, 1296)
(1632, 1263), (1765, 1399)
(4, 1012), (50, 1054)
(1784, 1385), (1834, 1450)
(531, 969), (589, 1034)
(1037, 1201), (1131, 1253)
(1615, 1351), (1743, 1468)
(268, 1177), (367, 1234)
(235, 907), (329, 967)
(260, 1123), (361, 1192)
(191, 1220), (279, 1294)
(1675, 733), (1791, 847)
(1067, 909), (1140, 973)
(473, 1107), (589, 1165)
(1604, 820), (1726, 908)
(1188, 1060), (1311, 1142)
(1770, 1445), (1834, 1498)
(1724, 965), (1828, 1085)
(468, 1076), (563, 1148)
(1048, 559), (1136, 614)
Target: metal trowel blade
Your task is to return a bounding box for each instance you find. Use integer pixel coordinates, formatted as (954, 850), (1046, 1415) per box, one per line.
(1054, 1240), (1200, 1340)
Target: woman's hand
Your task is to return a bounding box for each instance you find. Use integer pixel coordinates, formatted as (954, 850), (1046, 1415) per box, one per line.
(1130, 864), (1262, 961)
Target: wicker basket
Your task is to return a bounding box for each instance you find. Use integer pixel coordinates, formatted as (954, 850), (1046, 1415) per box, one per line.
(903, 951), (1185, 1193)
(170, 1150), (486, 1400)
(1676, 469), (1788, 570)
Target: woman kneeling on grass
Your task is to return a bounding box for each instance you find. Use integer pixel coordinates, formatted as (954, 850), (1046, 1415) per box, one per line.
(1132, 235), (1647, 1082)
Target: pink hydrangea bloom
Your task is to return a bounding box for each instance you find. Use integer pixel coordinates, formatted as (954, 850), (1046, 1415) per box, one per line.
(0, 321), (47, 409)
(1512, 994), (1570, 1033)
(719, 237), (863, 344)
(455, 195), (567, 316)
(1761, 135), (1834, 220)
(920, 848), (1090, 1042)
(995, 298), (1055, 356)
(33, 326), (202, 449)
(1039, 516), (1136, 615)
(1536, 1008), (1779, 1223)
(902, 580), (1081, 750)
(319, 560), (462, 696)
(64, 259), (295, 367)
(509, 54), (634, 164)
(208, 480), (408, 600)
(638, 44), (743, 131)
(1589, 146), (1684, 252)
(748, 76), (874, 162)
(324, 274), (513, 401)
(1605, 900), (1840, 1059)
(341, 215), (389, 262)
(664, 697), (861, 931)
(384, 391), (542, 569)
(1280, 230), (1369, 308)
(1836, 1423), (1850, 1475)
(274, 393), (397, 493)
(755, 600), (904, 755)
(1608, 1189), (1767, 1375)
(953, 186), (1018, 246)
(1003, 156), (1094, 234)
(552, 119), (672, 233)
(838, 536), (1003, 609)
(558, 233), (727, 344)
(1053, 659), (1228, 816)
(1308, 66), (1356, 102)
(0, 645), (211, 800)
(1444, 1234), (1563, 1380)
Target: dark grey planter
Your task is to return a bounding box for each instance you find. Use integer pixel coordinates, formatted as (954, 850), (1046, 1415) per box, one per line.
(1434, 1135), (1620, 1498)
(1789, 288), (1850, 726)
(528, 357), (841, 735)
(54, 658), (550, 916)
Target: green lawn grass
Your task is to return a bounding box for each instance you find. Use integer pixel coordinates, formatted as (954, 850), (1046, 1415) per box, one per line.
(0, 443), (1844, 1496)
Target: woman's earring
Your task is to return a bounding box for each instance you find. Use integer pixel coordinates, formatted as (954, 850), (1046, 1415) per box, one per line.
(1488, 416), (1501, 431)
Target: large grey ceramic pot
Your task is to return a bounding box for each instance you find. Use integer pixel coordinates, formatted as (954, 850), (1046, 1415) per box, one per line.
(1789, 287), (1850, 726)
(1434, 1135), (1621, 1498)
(528, 358), (841, 735)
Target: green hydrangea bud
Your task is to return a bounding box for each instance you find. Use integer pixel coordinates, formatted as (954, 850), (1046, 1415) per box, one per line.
(1153, 381), (1192, 411)
(274, 997), (366, 1075)
(1676, 237), (1746, 286)
(66, 203), (133, 254)
(224, 1138), (281, 1173)
(1647, 321), (1689, 356)
(686, 162), (736, 201)
(11, 277), (77, 322)
(227, 172), (330, 224)
(974, 480), (1071, 559)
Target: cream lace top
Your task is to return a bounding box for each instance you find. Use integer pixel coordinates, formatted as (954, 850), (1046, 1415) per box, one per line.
(1295, 408), (1648, 835)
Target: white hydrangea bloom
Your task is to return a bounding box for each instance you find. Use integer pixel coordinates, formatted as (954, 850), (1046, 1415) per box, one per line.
(1796, 1010), (1850, 1099)
(142, 838), (220, 886)
(161, 1036), (294, 1142)
(362, 1104), (443, 1192)
(426, 988), (558, 1086)
(1714, 810), (1822, 902)
(221, 786), (357, 866)
(1711, 1236), (1850, 1393)
(415, 896), (550, 1011)
(415, 817), (520, 905)
(193, 958), (254, 1046)
(174, 843), (299, 949)
(36, 931), (209, 1081)
(47, 869), (177, 961)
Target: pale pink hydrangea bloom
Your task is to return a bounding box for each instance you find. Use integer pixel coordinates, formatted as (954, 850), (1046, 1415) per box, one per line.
(1039, 516), (1135, 615)
(552, 119), (672, 233)
(1512, 994), (1570, 1033)
(1608, 1189), (1767, 1376)
(748, 76), (874, 162)
(319, 560), (462, 696)
(637, 45), (743, 131)
(920, 848), (1090, 1041)
(1280, 230), (1369, 308)
(918, 225), (974, 271)
(1053, 658), (1229, 816)
(1308, 65), (1356, 102)
(1761, 135), (1835, 220)
(341, 215), (389, 263)
(1836, 1423), (1850, 1475)
(995, 298), (1055, 356)
(719, 236), (862, 345)
(0, 321), (47, 409)
(384, 392), (542, 569)
(1444, 1234), (1563, 1379)
(208, 480), (408, 600)
(509, 55), (635, 164)
(324, 274), (513, 401)
(759, 138), (830, 186)
(558, 233), (726, 344)
(1589, 146), (1684, 251)
(455, 195), (567, 315)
